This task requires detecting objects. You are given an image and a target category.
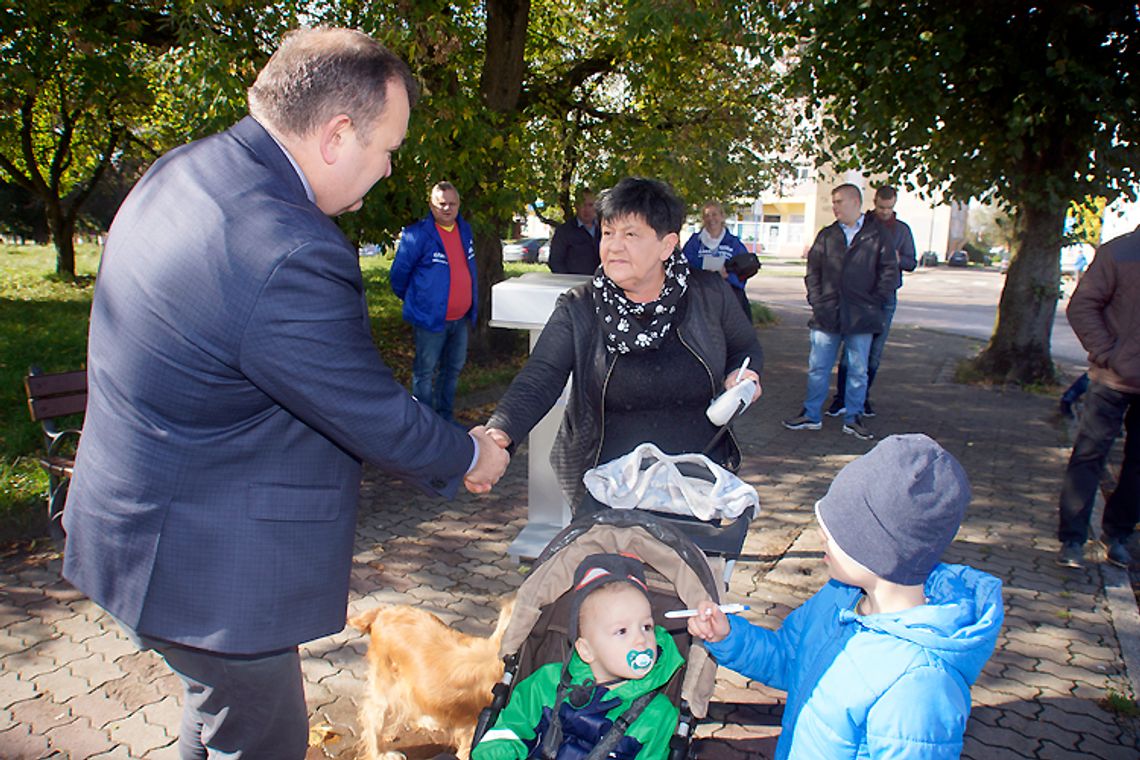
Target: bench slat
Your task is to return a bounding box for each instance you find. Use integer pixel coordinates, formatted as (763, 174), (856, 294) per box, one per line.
(28, 394), (87, 421)
(25, 370), (87, 398)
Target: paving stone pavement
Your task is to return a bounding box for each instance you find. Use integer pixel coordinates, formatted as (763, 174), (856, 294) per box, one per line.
(3, 304), (1139, 759)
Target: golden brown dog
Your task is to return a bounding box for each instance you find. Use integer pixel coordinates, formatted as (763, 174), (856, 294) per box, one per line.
(349, 597), (514, 760)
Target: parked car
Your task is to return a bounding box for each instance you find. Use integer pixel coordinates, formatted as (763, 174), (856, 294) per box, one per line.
(538, 241), (551, 264)
(947, 250), (969, 267)
(920, 251), (939, 267)
(502, 237), (547, 263)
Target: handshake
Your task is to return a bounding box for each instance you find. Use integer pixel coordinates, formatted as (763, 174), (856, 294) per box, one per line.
(463, 426), (513, 494)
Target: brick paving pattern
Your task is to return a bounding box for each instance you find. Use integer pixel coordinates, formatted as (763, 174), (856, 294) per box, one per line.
(2, 305), (1138, 758)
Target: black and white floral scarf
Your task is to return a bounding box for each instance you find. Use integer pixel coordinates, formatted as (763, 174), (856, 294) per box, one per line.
(592, 251), (689, 354)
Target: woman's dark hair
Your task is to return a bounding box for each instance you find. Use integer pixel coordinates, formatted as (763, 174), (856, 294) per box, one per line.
(596, 177), (685, 237)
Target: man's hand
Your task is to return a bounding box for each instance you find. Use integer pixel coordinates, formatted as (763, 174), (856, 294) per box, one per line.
(724, 368), (763, 403)
(687, 600), (731, 643)
(464, 426), (510, 494)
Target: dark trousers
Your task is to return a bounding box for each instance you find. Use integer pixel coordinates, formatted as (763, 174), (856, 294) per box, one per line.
(130, 629), (309, 759)
(1058, 382), (1140, 544)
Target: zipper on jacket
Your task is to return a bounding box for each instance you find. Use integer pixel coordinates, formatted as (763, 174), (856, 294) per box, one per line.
(592, 355), (620, 468)
(677, 326), (741, 459)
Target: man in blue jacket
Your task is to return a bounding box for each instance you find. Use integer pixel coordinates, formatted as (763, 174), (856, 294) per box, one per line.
(391, 181), (478, 423)
(548, 188), (601, 274)
(63, 29), (507, 760)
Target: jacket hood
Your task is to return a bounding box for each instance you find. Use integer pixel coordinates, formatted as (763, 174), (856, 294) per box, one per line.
(567, 624), (684, 698)
(839, 563), (1003, 684)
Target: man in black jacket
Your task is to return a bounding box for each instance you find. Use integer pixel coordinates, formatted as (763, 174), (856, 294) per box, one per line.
(826, 185), (918, 418)
(783, 183), (898, 440)
(548, 189), (601, 274)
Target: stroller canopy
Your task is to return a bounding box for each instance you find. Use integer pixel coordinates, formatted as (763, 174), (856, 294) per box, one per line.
(502, 510), (723, 718)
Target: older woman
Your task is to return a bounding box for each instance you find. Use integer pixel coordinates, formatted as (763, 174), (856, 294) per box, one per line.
(487, 178), (763, 510)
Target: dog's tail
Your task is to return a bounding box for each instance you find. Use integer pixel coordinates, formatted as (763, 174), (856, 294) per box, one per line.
(348, 607), (383, 632)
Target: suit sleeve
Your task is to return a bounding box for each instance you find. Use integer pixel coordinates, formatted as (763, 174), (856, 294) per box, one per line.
(389, 226), (417, 299)
(864, 667), (969, 759)
(239, 239), (472, 496)
(486, 294), (578, 445)
(1066, 250), (1117, 368)
(548, 225), (569, 273)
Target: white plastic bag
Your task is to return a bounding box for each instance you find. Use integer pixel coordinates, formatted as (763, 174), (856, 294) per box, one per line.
(583, 443), (759, 521)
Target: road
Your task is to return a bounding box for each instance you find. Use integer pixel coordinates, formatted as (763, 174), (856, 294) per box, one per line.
(748, 264), (1088, 367)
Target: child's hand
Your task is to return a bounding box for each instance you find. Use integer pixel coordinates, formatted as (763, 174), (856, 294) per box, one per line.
(686, 600), (730, 643)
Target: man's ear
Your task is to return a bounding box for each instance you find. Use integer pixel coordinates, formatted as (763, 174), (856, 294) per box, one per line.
(318, 114), (354, 166)
(574, 637), (595, 664)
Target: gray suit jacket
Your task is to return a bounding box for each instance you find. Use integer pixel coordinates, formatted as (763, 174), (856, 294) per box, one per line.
(63, 117), (474, 654)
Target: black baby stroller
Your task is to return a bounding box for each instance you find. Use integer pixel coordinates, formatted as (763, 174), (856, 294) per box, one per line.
(472, 509), (723, 760)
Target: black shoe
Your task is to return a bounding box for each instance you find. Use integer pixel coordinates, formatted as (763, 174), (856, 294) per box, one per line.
(783, 413), (822, 431)
(1056, 541), (1084, 569)
(1104, 538), (1133, 568)
(862, 398), (876, 418)
(825, 398), (846, 417)
(842, 416), (874, 440)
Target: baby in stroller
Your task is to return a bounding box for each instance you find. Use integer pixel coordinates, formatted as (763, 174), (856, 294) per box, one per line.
(471, 510), (722, 760)
(474, 553), (680, 760)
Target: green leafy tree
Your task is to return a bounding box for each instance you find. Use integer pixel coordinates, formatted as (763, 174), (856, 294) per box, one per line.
(0, 1), (291, 277)
(780, 1), (1139, 383)
(334, 0), (790, 351)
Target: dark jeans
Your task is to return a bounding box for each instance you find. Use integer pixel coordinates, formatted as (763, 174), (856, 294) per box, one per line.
(413, 319), (469, 423)
(1057, 382), (1140, 544)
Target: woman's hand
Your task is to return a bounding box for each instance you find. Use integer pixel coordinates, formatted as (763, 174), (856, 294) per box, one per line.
(687, 600), (731, 643)
(724, 368), (762, 403)
(484, 427), (512, 449)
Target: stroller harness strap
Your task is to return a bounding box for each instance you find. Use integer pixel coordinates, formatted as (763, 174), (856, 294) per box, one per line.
(582, 687), (661, 760)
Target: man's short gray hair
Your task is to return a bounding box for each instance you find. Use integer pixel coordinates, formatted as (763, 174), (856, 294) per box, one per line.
(432, 181), (459, 199)
(248, 27), (419, 142)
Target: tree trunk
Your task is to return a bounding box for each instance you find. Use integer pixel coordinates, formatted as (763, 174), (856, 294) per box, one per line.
(468, 0), (530, 359)
(44, 196), (76, 278)
(971, 202), (1065, 384)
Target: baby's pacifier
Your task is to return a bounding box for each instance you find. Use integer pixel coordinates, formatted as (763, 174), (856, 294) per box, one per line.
(626, 648), (655, 673)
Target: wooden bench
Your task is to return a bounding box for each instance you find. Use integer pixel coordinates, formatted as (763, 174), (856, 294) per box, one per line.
(24, 367), (87, 542)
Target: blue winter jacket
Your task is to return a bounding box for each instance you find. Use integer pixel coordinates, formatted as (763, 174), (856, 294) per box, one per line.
(390, 214), (477, 332)
(681, 230), (750, 291)
(705, 563), (1003, 759)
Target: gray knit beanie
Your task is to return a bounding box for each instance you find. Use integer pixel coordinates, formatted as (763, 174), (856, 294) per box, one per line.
(816, 434), (970, 585)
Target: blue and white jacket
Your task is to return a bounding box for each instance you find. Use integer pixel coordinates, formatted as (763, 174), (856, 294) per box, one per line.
(706, 563), (1003, 759)
(682, 230), (751, 291)
(390, 214), (477, 332)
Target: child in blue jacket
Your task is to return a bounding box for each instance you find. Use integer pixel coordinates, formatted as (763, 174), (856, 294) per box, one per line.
(688, 434), (1003, 759)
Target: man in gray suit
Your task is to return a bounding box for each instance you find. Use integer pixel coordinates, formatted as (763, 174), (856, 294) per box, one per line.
(63, 28), (508, 759)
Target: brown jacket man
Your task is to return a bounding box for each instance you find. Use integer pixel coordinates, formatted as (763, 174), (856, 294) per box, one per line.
(1056, 225), (1140, 570)
(1067, 226), (1140, 393)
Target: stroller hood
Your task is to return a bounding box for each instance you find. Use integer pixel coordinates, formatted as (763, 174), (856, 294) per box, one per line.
(502, 510), (722, 718)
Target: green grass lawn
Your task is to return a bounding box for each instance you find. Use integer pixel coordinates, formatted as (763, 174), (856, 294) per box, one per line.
(0, 244), (539, 541)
